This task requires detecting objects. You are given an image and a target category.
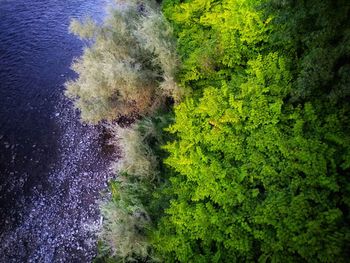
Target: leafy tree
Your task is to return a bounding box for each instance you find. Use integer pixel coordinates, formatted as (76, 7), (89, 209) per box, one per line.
(151, 0), (350, 262)
(153, 52), (350, 262)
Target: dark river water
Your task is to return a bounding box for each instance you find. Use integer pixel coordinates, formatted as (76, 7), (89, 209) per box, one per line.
(0, 0), (114, 262)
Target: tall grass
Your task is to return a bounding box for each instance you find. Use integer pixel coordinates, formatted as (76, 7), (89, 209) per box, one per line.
(97, 121), (157, 262)
(96, 112), (174, 262)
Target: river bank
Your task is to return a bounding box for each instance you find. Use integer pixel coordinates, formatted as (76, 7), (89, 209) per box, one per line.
(0, 0), (115, 261)
(0, 94), (116, 262)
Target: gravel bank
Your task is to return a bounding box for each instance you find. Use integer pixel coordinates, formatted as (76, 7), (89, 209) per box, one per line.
(0, 94), (116, 262)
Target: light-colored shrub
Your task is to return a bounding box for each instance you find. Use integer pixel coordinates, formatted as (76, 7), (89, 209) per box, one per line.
(99, 180), (151, 261)
(65, 0), (181, 124)
(107, 122), (158, 180)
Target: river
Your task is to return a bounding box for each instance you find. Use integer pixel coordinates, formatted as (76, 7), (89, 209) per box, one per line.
(0, 0), (114, 261)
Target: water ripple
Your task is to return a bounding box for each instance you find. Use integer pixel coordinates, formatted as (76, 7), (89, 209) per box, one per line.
(0, 0), (112, 261)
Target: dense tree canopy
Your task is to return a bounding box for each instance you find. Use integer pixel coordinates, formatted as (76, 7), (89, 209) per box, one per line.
(151, 0), (350, 262)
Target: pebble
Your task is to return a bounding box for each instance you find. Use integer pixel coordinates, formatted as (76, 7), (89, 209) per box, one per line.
(0, 97), (116, 262)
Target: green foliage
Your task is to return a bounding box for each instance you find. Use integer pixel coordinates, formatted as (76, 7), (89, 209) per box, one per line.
(90, 0), (350, 262)
(153, 52), (350, 262)
(65, 0), (181, 123)
(151, 0), (350, 262)
(261, 0), (350, 102)
(162, 0), (274, 90)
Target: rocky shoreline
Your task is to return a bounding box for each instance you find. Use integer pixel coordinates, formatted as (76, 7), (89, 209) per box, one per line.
(0, 94), (116, 262)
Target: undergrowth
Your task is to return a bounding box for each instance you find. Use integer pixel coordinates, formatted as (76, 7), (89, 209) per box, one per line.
(95, 113), (174, 262)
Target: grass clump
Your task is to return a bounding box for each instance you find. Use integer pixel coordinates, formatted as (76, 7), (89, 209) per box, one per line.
(108, 123), (158, 180)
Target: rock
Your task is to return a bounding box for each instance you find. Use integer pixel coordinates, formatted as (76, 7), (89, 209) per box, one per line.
(1, 102), (115, 262)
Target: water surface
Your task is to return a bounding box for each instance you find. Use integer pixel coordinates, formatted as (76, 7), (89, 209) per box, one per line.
(0, 0), (113, 261)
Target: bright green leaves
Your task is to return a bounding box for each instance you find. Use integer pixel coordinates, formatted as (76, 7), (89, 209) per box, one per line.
(163, 0), (274, 89)
(154, 41), (350, 260)
(79, 0), (350, 262)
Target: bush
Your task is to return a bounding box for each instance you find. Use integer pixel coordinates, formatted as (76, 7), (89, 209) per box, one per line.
(65, 0), (181, 123)
(108, 123), (158, 180)
(98, 179), (152, 262)
(97, 112), (174, 262)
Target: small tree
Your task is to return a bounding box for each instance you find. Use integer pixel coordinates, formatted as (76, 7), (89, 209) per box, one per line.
(65, 0), (181, 124)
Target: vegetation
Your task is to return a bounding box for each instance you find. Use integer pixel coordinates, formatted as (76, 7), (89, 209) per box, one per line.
(151, 0), (350, 261)
(151, 0), (350, 262)
(96, 114), (173, 262)
(65, 0), (180, 123)
(66, 0), (350, 262)
(65, 0), (178, 261)
(98, 178), (151, 261)
(153, 58), (350, 261)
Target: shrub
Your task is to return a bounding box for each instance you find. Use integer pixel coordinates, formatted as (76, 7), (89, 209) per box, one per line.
(65, 0), (181, 124)
(108, 123), (158, 180)
(98, 179), (152, 262)
(98, 112), (174, 262)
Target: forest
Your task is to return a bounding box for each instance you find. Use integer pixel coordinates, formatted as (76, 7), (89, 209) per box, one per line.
(65, 0), (350, 262)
